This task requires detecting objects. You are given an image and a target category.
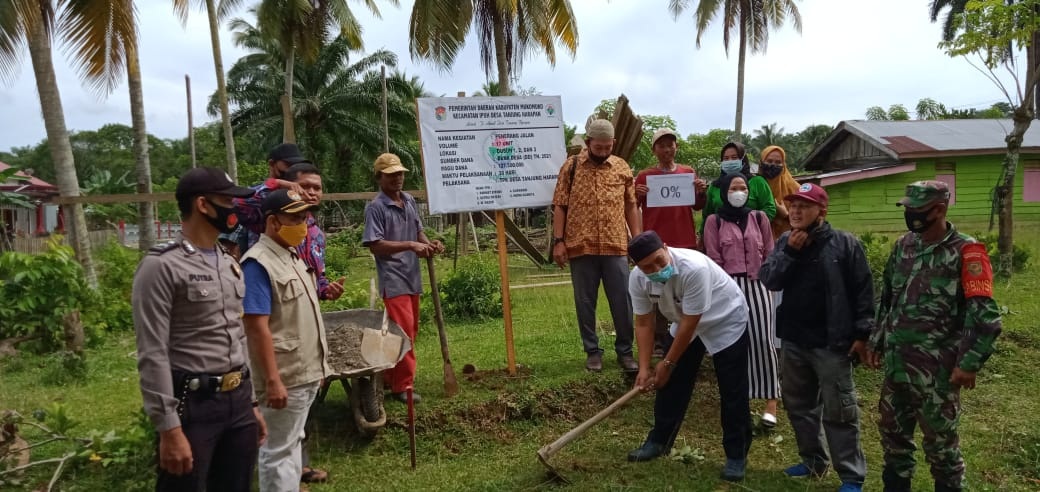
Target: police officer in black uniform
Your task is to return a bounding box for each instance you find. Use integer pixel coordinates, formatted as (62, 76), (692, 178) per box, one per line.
(133, 167), (266, 491)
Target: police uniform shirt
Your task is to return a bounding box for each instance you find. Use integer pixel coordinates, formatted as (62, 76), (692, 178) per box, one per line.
(629, 247), (749, 354)
(133, 234), (248, 432)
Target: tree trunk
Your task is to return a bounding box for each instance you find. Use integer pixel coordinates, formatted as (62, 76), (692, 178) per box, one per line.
(127, 42), (156, 251)
(206, 0), (238, 181)
(26, 16), (97, 289)
(282, 49), (296, 143)
(62, 310), (84, 356)
(733, 9), (747, 143)
(491, 9), (511, 97)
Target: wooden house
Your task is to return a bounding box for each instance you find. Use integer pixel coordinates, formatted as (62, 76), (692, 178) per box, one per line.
(800, 119), (1040, 232)
(1, 161), (61, 237)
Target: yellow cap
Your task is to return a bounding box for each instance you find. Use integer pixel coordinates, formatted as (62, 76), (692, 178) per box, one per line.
(374, 153), (409, 174)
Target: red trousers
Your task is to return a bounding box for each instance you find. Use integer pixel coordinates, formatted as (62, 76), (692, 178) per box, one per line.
(383, 294), (419, 393)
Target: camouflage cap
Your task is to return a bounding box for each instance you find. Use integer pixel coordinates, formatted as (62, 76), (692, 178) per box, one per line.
(897, 180), (950, 208)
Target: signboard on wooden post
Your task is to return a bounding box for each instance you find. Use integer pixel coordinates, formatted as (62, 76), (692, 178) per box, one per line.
(416, 96), (567, 375)
(416, 96), (566, 215)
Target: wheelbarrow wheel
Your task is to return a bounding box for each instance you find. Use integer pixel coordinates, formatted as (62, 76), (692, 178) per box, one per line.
(355, 374), (383, 423)
(349, 374), (386, 439)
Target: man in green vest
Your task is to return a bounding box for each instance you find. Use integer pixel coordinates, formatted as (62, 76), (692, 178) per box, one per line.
(241, 189), (331, 492)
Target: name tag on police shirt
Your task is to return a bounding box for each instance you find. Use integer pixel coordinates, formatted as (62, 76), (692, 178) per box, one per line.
(646, 174), (696, 208)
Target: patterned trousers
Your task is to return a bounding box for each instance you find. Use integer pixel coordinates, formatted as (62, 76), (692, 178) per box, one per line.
(879, 365), (964, 491)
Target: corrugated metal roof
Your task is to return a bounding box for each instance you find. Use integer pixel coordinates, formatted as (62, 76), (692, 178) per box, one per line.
(846, 119), (1040, 152)
(0, 161), (58, 192)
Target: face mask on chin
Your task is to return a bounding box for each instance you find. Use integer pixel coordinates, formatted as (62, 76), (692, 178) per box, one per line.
(205, 199), (239, 234)
(588, 152), (609, 164)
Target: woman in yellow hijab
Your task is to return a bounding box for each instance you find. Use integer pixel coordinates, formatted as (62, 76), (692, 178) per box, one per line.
(759, 145), (801, 239)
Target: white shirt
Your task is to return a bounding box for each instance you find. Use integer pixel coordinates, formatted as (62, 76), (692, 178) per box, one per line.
(629, 247), (748, 354)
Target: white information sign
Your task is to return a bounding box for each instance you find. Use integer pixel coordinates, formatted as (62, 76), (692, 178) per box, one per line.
(646, 173), (696, 208)
(417, 96), (567, 214)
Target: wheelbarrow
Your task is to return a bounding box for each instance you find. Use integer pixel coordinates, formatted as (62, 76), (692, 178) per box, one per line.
(317, 309), (412, 438)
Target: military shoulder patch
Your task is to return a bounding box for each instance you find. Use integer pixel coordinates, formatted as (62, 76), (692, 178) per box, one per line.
(148, 240), (179, 255)
(961, 242), (993, 298)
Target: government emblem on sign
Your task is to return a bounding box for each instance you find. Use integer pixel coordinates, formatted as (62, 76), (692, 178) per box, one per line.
(435, 106), (447, 121)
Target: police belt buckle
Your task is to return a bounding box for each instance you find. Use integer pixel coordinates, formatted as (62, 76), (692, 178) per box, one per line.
(219, 371), (243, 392)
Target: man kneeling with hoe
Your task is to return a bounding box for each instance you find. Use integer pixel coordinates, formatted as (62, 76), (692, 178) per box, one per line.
(626, 231), (752, 481)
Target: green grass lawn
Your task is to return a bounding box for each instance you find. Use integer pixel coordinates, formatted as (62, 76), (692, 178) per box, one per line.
(3, 241), (1040, 491)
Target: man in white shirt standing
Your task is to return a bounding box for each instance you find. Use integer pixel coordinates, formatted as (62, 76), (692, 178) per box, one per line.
(626, 231), (753, 482)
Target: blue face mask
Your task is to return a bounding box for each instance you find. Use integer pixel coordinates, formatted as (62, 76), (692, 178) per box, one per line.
(646, 263), (676, 283)
(720, 159), (743, 175)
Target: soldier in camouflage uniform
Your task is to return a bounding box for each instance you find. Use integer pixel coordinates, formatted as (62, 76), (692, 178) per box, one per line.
(868, 181), (1002, 492)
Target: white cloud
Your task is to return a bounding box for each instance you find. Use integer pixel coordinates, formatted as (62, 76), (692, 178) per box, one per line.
(0, 0), (1020, 151)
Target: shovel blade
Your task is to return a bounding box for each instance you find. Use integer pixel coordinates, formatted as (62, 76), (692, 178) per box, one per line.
(360, 327), (403, 367)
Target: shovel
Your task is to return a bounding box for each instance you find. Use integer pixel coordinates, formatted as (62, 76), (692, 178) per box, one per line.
(360, 310), (405, 367)
(426, 256), (460, 397)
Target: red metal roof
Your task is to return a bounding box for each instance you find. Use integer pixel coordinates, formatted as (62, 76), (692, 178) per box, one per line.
(0, 161), (59, 193)
(881, 136), (937, 154)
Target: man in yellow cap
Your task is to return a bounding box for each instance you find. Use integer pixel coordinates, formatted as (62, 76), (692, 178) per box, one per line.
(363, 153), (444, 403)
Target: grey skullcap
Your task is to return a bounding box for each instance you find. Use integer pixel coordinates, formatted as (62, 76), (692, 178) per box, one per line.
(628, 231), (664, 263)
(586, 119), (615, 139)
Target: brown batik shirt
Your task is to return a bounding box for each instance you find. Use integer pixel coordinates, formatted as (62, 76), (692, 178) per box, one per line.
(552, 153), (636, 258)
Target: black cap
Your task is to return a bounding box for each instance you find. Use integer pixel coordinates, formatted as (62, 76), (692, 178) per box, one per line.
(262, 189), (317, 216)
(267, 143), (310, 164)
(628, 231), (664, 263)
(175, 167), (255, 199)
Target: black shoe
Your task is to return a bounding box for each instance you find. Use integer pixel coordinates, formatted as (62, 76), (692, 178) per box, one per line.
(585, 353), (603, 372)
(617, 354), (638, 372)
(389, 391), (421, 404)
(881, 468), (911, 492)
(627, 441), (667, 462)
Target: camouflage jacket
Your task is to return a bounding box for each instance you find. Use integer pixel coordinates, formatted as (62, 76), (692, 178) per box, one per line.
(870, 223), (1002, 379)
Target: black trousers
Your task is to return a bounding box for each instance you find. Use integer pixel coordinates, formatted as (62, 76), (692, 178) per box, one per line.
(647, 331), (752, 461)
(156, 380), (259, 492)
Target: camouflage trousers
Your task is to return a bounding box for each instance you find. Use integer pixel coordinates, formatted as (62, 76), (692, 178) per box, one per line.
(878, 365), (964, 490)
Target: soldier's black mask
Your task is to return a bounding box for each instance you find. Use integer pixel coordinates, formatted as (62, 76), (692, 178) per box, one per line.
(904, 207), (937, 233)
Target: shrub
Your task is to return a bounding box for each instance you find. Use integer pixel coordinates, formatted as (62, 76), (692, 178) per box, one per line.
(0, 239), (96, 353)
(90, 240), (142, 333)
(857, 231), (893, 299)
(325, 225), (364, 276)
(970, 231), (1030, 273)
(438, 253), (503, 321)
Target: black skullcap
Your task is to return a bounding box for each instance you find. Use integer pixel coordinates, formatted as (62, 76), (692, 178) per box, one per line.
(628, 231), (664, 263)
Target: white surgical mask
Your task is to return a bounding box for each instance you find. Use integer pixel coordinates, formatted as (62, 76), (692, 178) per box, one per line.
(728, 191), (749, 207)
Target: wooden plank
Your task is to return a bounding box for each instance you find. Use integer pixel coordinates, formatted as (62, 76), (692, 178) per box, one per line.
(47, 189), (428, 205)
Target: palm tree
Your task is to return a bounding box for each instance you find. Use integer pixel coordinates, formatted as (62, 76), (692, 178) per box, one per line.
(929, 0), (969, 42)
(254, 0), (393, 144)
(214, 28), (427, 193)
(172, 0), (244, 180)
(0, 0), (142, 287)
(408, 0), (578, 98)
(669, 0), (802, 142)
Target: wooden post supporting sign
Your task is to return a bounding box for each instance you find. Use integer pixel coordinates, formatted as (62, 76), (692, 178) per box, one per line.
(496, 210), (517, 375)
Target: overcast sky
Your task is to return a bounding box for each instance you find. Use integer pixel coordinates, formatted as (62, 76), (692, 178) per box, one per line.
(0, 0), (1020, 152)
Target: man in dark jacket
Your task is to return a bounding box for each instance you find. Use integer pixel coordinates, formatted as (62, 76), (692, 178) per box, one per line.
(759, 183), (874, 492)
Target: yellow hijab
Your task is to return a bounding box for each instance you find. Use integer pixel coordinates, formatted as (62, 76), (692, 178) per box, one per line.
(760, 145), (800, 204)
